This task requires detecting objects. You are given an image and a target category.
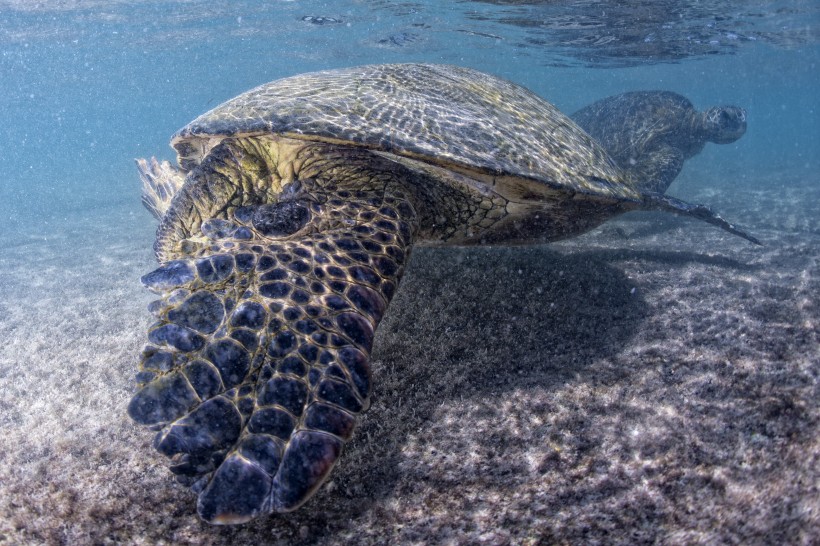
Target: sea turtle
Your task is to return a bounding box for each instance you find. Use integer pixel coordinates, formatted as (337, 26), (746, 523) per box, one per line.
(571, 91), (747, 194)
(129, 63), (758, 525)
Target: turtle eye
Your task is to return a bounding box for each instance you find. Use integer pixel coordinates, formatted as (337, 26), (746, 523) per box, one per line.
(251, 200), (311, 237)
(717, 110), (735, 130)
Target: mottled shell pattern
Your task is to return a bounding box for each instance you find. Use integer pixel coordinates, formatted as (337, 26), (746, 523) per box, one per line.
(171, 63), (640, 203)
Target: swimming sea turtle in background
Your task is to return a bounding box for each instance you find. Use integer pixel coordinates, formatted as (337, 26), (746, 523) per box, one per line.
(129, 63), (758, 525)
(571, 91), (747, 194)
(301, 15), (343, 25)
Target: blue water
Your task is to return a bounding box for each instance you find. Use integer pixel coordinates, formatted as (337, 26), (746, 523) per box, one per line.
(0, 0), (817, 233)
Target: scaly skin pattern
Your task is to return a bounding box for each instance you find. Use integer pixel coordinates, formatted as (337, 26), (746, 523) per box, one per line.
(128, 136), (515, 523)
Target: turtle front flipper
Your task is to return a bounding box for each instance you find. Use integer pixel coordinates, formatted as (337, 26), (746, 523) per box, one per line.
(128, 189), (416, 524)
(630, 144), (684, 195)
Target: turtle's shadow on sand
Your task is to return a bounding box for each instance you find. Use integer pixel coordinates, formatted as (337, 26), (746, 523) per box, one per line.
(210, 242), (768, 542)
(344, 245), (651, 499)
(345, 244), (759, 488)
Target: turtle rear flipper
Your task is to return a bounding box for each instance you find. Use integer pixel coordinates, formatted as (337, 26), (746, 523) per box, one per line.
(641, 192), (761, 245)
(136, 157), (187, 220)
(128, 188), (417, 524)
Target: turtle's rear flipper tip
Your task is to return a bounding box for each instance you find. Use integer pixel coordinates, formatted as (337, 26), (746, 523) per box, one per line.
(710, 217), (762, 246)
(642, 192), (762, 246)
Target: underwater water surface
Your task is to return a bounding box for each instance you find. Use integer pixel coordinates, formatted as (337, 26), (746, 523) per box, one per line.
(0, 1), (818, 544)
(0, 0), (817, 225)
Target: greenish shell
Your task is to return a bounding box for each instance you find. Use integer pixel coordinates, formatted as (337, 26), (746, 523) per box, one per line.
(171, 63), (641, 203)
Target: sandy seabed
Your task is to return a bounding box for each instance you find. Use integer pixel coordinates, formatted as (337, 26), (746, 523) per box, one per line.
(0, 170), (817, 545)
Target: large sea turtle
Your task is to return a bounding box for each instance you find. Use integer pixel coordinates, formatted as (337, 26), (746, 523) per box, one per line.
(129, 64), (757, 525)
(571, 91), (747, 194)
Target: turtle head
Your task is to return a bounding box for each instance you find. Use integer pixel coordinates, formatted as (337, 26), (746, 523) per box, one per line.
(700, 106), (747, 144)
